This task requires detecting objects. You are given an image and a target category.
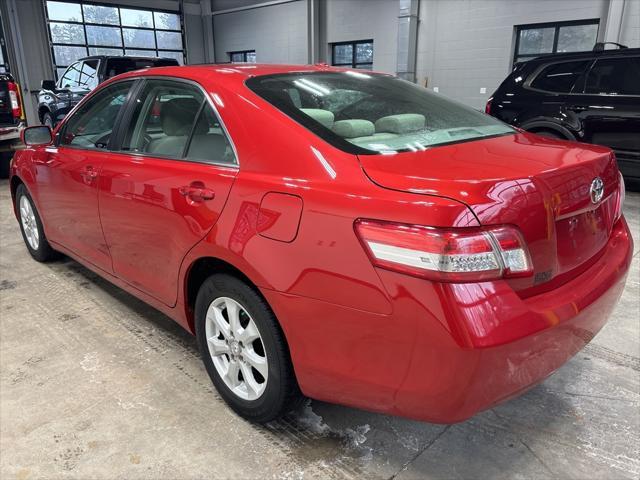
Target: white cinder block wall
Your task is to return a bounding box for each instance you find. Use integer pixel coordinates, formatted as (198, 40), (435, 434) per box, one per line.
(415, 0), (609, 109)
(212, 1), (309, 64)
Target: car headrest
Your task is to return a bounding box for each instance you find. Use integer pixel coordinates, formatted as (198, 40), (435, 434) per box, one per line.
(375, 113), (426, 134)
(161, 98), (201, 136)
(332, 119), (375, 138)
(300, 108), (335, 129)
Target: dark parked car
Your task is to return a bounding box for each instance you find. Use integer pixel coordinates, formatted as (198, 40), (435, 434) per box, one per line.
(0, 72), (25, 178)
(38, 55), (179, 128)
(487, 45), (640, 185)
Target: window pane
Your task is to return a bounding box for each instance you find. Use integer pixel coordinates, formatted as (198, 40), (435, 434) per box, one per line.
(126, 49), (158, 57)
(79, 60), (99, 89)
(156, 31), (182, 50)
(50, 22), (85, 44)
(53, 45), (87, 66)
(86, 25), (122, 47)
(333, 44), (353, 64)
(158, 50), (184, 64)
(530, 60), (590, 93)
(186, 104), (236, 164)
(557, 24), (598, 52)
(120, 8), (153, 28)
(154, 12), (180, 30)
(518, 27), (555, 55)
(585, 57), (640, 95)
(246, 51), (256, 63)
(230, 52), (244, 62)
(82, 5), (119, 25)
(89, 47), (123, 56)
(123, 28), (155, 48)
(356, 43), (373, 63)
(56, 67), (68, 80)
(120, 80), (204, 157)
(46, 1), (82, 22)
(62, 82), (132, 149)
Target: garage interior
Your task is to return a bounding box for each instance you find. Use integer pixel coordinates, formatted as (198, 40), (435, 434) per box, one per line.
(0, 0), (639, 479)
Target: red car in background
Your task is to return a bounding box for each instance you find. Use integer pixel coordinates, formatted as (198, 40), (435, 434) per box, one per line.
(10, 64), (632, 423)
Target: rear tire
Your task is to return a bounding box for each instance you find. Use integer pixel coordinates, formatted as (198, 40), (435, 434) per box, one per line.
(195, 274), (301, 423)
(16, 184), (58, 262)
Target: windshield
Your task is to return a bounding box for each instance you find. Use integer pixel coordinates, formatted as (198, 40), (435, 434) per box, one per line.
(246, 71), (514, 155)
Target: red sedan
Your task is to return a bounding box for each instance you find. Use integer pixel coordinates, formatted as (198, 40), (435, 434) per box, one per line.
(10, 64), (632, 423)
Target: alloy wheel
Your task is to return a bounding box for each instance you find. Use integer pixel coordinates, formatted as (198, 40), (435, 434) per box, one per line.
(205, 297), (268, 401)
(20, 195), (39, 250)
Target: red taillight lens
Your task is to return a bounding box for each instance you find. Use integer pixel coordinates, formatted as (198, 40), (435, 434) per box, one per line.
(615, 171), (625, 223)
(355, 219), (532, 282)
(485, 97), (493, 115)
(7, 82), (23, 120)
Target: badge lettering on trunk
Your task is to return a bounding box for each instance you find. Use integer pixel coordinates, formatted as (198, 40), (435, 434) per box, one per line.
(590, 177), (604, 204)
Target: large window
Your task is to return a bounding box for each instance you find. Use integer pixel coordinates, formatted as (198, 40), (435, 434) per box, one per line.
(229, 50), (256, 63)
(514, 20), (599, 64)
(331, 40), (373, 70)
(45, 1), (185, 80)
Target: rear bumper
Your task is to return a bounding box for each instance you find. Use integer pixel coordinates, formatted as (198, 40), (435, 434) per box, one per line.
(263, 217), (633, 423)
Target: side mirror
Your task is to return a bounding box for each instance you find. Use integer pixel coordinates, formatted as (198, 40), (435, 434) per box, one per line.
(22, 126), (53, 147)
(41, 80), (57, 91)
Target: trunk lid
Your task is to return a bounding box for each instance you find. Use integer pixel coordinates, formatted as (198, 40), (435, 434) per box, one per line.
(358, 132), (620, 292)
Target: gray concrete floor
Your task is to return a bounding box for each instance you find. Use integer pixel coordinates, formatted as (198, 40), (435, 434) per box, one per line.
(0, 179), (638, 480)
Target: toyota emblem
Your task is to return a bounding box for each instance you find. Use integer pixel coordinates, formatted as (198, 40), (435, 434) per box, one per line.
(590, 177), (604, 204)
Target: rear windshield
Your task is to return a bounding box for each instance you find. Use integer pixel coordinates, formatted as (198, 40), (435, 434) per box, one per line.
(104, 58), (179, 78)
(246, 71), (514, 154)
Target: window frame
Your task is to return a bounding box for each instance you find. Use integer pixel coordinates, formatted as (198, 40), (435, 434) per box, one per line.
(513, 19), (599, 65)
(331, 40), (374, 69)
(228, 50), (256, 63)
(108, 76), (239, 167)
(44, 0), (186, 80)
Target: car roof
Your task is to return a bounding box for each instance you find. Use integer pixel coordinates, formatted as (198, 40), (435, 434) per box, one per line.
(519, 47), (640, 66)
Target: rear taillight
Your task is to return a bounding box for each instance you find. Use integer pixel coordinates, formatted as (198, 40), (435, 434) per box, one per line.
(485, 97), (493, 115)
(7, 82), (23, 120)
(615, 171), (625, 223)
(355, 219), (532, 282)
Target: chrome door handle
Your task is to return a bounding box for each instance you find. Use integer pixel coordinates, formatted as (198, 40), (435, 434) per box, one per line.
(80, 166), (98, 182)
(179, 182), (215, 202)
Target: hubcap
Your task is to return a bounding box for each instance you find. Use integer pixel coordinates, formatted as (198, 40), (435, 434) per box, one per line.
(19, 196), (39, 250)
(205, 297), (268, 401)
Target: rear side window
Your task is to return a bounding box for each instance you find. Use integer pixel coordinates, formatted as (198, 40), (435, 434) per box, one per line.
(585, 57), (640, 95)
(246, 72), (513, 154)
(529, 60), (590, 93)
(61, 81), (132, 149)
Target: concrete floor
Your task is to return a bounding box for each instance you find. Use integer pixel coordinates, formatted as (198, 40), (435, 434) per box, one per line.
(0, 179), (638, 480)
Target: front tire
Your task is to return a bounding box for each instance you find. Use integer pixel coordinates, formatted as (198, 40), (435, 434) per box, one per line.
(195, 274), (300, 422)
(16, 184), (58, 262)
(42, 112), (54, 129)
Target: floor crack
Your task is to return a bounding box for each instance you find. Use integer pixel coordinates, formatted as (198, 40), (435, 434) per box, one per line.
(387, 425), (450, 480)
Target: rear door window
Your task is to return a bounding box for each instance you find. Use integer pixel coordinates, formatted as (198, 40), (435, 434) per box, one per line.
(585, 57), (640, 95)
(529, 60), (591, 93)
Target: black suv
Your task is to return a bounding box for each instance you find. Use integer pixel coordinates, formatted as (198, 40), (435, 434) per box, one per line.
(487, 45), (640, 185)
(38, 55), (179, 128)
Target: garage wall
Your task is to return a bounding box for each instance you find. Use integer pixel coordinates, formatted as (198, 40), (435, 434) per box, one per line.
(415, 0), (610, 109)
(212, 1), (309, 64)
(620, 0), (640, 47)
(319, 0), (398, 74)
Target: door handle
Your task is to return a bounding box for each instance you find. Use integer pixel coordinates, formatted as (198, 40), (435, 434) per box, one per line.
(567, 105), (588, 112)
(179, 181), (215, 202)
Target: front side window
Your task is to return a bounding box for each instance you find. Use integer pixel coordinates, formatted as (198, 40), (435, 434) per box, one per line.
(61, 81), (132, 149)
(247, 72), (514, 154)
(585, 57), (640, 96)
(529, 60), (591, 93)
(79, 59), (99, 89)
(58, 62), (81, 88)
